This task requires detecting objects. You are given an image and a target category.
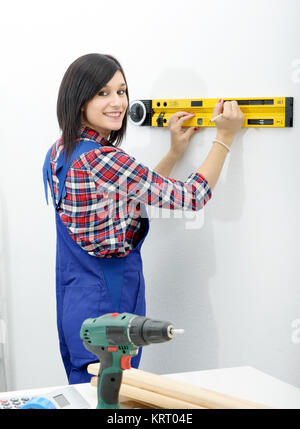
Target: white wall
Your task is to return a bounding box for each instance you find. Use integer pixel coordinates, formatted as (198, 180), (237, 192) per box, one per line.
(0, 0), (299, 391)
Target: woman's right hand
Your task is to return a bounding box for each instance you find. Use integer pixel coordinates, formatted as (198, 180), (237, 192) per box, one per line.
(212, 99), (245, 144)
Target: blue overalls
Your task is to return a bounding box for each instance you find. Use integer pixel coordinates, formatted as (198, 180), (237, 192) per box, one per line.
(43, 138), (149, 384)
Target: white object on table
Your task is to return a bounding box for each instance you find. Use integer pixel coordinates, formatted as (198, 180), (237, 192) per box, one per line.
(0, 366), (299, 409)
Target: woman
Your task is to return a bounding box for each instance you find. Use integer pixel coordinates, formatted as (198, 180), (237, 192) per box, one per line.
(43, 53), (244, 384)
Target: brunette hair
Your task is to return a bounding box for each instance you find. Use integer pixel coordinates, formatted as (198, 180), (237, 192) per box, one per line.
(57, 53), (128, 161)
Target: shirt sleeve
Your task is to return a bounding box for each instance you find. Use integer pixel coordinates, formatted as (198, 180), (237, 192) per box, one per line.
(88, 148), (212, 211)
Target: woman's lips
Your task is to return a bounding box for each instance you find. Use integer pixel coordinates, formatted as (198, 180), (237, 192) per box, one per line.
(104, 112), (122, 119)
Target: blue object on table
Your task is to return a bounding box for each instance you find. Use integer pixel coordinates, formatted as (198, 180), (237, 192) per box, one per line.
(20, 397), (56, 409)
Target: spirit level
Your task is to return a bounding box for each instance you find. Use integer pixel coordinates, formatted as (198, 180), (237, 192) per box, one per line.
(128, 97), (293, 128)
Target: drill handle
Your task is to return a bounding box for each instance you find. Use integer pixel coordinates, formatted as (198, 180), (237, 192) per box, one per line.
(95, 348), (123, 409)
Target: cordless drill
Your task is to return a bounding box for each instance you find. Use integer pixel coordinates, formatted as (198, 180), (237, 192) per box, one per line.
(80, 312), (184, 409)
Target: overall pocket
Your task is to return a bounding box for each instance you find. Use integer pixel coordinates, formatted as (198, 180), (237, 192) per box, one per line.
(61, 282), (114, 360)
(118, 270), (146, 316)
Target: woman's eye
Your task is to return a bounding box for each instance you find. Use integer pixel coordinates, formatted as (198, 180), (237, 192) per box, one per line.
(98, 89), (126, 96)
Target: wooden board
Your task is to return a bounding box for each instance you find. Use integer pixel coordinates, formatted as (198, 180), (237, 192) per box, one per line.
(91, 377), (204, 409)
(88, 364), (271, 409)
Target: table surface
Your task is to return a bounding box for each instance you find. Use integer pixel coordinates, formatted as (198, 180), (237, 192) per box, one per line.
(1, 366), (300, 409)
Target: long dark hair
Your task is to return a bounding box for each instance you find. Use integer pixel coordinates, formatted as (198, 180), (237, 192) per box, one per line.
(57, 53), (129, 161)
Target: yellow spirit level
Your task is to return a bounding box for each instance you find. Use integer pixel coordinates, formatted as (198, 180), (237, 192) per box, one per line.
(128, 97), (293, 128)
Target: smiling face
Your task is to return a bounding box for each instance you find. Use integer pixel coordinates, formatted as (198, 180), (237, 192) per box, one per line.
(81, 70), (128, 139)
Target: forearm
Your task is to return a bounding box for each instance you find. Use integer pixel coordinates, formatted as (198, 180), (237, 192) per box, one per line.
(153, 150), (180, 177)
(197, 134), (234, 191)
(153, 133), (234, 191)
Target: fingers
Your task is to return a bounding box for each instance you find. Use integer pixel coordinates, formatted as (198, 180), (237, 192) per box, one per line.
(230, 100), (239, 113)
(222, 100), (242, 119)
(170, 102), (243, 128)
(178, 112), (195, 126)
(213, 99), (224, 116)
(172, 111), (193, 120)
(168, 111), (195, 128)
(223, 101), (234, 115)
(214, 100), (245, 135)
(184, 126), (199, 138)
(175, 111), (192, 117)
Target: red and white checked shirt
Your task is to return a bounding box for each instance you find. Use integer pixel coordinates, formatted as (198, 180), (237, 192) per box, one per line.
(50, 125), (212, 258)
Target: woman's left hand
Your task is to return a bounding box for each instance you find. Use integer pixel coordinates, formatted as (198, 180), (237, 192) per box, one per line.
(168, 111), (199, 158)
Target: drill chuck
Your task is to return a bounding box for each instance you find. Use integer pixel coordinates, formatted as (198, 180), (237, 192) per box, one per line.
(128, 316), (175, 346)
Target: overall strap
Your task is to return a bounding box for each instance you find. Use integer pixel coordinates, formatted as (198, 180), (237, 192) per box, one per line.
(43, 145), (56, 206)
(43, 139), (102, 209)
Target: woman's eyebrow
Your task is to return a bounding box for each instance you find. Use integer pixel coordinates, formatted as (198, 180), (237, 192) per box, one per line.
(102, 82), (127, 89)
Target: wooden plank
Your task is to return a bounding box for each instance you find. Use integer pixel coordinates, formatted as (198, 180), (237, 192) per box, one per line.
(91, 376), (204, 409)
(88, 363), (271, 409)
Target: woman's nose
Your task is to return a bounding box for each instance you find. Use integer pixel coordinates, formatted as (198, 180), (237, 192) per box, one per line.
(109, 92), (122, 107)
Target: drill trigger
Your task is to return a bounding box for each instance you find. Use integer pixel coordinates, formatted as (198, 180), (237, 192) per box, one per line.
(120, 355), (131, 370)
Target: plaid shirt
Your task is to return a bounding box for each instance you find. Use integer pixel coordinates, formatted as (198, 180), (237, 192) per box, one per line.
(50, 125), (212, 258)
